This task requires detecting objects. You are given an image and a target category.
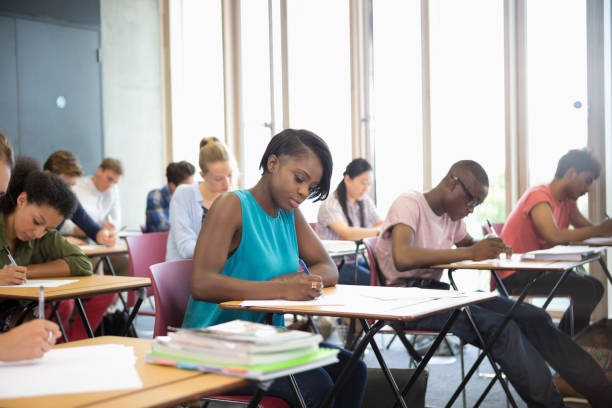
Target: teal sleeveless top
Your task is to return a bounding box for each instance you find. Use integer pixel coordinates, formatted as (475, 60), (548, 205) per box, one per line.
(182, 189), (298, 328)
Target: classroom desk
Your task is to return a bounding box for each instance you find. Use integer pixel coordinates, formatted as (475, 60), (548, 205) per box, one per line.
(321, 239), (365, 258)
(81, 241), (128, 257)
(0, 336), (249, 408)
(430, 256), (607, 406)
(0, 275), (150, 341)
(220, 284), (497, 408)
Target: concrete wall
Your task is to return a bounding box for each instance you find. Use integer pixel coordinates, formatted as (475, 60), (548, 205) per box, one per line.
(100, 0), (164, 230)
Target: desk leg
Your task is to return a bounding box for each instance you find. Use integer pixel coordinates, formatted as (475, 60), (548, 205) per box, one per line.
(50, 301), (68, 343)
(449, 274), (517, 407)
(288, 374), (308, 408)
(491, 270), (509, 297)
(541, 269), (571, 310)
(445, 272), (543, 408)
(75, 298), (94, 338)
(246, 387), (265, 408)
(598, 257), (612, 285)
(398, 309), (461, 407)
(123, 287), (145, 337)
(321, 320), (388, 408)
(103, 256), (129, 311)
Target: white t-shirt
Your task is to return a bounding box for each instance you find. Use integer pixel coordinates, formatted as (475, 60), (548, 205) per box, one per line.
(60, 177), (121, 235)
(374, 191), (467, 284)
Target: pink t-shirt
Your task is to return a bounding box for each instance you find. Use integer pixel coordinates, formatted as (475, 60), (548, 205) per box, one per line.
(499, 184), (577, 279)
(375, 191), (468, 285)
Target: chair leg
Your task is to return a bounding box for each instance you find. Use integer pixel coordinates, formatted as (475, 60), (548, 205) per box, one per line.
(460, 344), (466, 408)
(568, 302), (575, 338)
(385, 333), (398, 349)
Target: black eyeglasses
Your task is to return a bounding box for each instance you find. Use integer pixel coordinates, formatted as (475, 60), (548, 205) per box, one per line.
(450, 175), (481, 208)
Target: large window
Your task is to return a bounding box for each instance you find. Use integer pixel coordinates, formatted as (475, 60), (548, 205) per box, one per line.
(526, 0), (588, 212)
(286, 0), (352, 221)
(429, 0), (506, 240)
(372, 0), (423, 216)
(169, 0), (225, 170)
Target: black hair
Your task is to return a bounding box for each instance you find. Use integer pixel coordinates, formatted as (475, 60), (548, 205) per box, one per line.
(450, 160), (489, 187)
(259, 129), (333, 202)
(555, 148), (601, 180)
(166, 161), (196, 185)
(335, 158), (373, 227)
(0, 156), (77, 219)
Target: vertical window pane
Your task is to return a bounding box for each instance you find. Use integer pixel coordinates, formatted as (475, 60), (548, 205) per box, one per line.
(372, 0), (423, 215)
(286, 0), (351, 221)
(170, 0), (224, 168)
(241, 1), (273, 188)
(526, 0), (588, 212)
(430, 0), (505, 238)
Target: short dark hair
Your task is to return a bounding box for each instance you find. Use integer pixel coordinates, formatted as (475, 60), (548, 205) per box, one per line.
(555, 148), (601, 180)
(449, 160), (489, 187)
(259, 129), (333, 202)
(0, 132), (14, 168)
(43, 150), (83, 177)
(166, 161), (196, 185)
(0, 156), (77, 218)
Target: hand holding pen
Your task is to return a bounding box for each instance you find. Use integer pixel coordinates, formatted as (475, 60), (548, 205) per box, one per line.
(484, 220), (512, 258)
(0, 245), (27, 285)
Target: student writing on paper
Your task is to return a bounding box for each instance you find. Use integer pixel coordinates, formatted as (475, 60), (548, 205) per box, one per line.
(0, 319), (61, 361)
(317, 158), (382, 285)
(166, 137), (236, 261)
(44, 150), (116, 247)
(60, 157), (128, 276)
(0, 158), (110, 341)
(185, 129), (367, 408)
(374, 160), (612, 408)
(501, 149), (612, 335)
(145, 161), (195, 232)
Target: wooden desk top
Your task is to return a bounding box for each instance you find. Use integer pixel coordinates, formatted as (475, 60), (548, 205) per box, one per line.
(431, 255), (600, 272)
(0, 336), (248, 408)
(81, 241), (128, 257)
(220, 285), (496, 322)
(0, 275), (150, 301)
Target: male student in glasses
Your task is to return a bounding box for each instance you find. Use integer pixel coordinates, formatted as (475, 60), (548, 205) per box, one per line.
(374, 160), (612, 408)
(501, 148), (612, 335)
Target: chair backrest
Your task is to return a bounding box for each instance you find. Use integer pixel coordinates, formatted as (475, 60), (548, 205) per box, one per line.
(481, 222), (504, 237)
(150, 259), (193, 337)
(126, 231), (169, 306)
(309, 222), (317, 232)
(363, 236), (386, 286)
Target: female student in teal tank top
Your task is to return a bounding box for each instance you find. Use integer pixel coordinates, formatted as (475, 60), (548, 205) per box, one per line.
(184, 129), (367, 408)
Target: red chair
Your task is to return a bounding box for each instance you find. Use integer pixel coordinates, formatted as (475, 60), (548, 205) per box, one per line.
(309, 222), (317, 232)
(149, 260), (289, 408)
(126, 231), (169, 314)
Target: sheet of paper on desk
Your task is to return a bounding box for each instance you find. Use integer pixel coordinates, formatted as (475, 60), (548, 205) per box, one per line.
(355, 286), (467, 301)
(0, 344), (142, 399)
(241, 292), (347, 307)
(80, 243), (125, 251)
(0, 279), (78, 288)
(581, 237), (612, 245)
(521, 245), (604, 261)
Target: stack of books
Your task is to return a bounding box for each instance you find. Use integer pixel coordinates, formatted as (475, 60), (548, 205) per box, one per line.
(145, 320), (338, 381)
(521, 245), (605, 261)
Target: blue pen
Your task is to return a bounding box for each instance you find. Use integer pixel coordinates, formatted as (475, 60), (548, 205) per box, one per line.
(298, 259), (310, 275)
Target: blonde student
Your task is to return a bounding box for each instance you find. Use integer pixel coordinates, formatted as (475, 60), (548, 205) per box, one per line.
(184, 129), (366, 407)
(317, 158), (382, 285)
(166, 137), (236, 261)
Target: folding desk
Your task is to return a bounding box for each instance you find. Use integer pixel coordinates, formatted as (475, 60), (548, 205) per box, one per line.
(0, 336), (248, 408)
(220, 284), (496, 408)
(0, 275), (150, 341)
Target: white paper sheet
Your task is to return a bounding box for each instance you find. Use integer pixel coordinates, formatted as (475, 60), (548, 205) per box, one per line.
(0, 279), (78, 288)
(0, 344), (142, 399)
(581, 237), (612, 245)
(353, 286), (466, 301)
(241, 292), (347, 307)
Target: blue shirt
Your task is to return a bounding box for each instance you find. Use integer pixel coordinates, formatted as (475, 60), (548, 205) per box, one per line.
(182, 189), (299, 328)
(166, 183), (204, 261)
(145, 185), (172, 232)
(56, 201), (102, 241)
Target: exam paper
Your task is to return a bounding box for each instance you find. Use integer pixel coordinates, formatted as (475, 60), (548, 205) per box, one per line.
(0, 344), (142, 399)
(0, 279), (78, 288)
(241, 292), (347, 307)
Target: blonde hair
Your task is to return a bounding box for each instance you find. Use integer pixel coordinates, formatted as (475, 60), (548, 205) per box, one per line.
(199, 137), (230, 174)
(99, 157), (123, 175)
(43, 150), (83, 177)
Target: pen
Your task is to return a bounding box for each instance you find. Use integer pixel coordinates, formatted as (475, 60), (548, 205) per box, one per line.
(119, 225), (127, 232)
(298, 259), (311, 275)
(3, 245), (17, 266)
(486, 219), (498, 237)
(38, 286), (44, 319)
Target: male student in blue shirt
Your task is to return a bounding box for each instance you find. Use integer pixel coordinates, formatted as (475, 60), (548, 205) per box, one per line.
(145, 161), (195, 232)
(43, 150), (116, 246)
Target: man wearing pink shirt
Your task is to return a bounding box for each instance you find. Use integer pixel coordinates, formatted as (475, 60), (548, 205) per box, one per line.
(501, 149), (612, 335)
(375, 160), (611, 408)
